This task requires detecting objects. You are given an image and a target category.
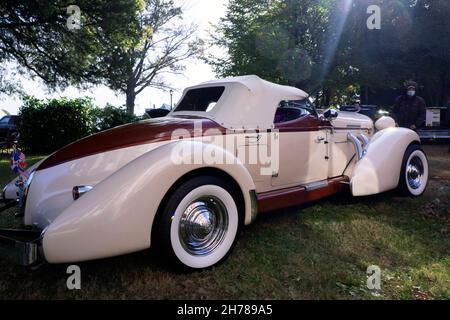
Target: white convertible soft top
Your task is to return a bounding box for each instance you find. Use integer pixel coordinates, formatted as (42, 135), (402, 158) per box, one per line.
(170, 75), (308, 130)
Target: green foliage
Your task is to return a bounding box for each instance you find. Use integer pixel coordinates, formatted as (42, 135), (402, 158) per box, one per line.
(0, 1), (202, 114)
(208, 0), (335, 93)
(209, 0), (450, 107)
(329, 84), (360, 106)
(18, 96), (97, 153)
(17, 97), (139, 153)
(0, 0), (143, 92)
(97, 0), (202, 114)
(340, 0), (450, 106)
(93, 103), (139, 132)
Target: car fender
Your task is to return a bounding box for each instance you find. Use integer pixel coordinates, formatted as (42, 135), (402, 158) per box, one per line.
(42, 140), (256, 263)
(350, 127), (420, 197)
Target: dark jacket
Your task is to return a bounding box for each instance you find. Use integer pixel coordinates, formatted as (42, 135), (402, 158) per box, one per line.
(446, 101), (450, 122)
(392, 95), (426, 128)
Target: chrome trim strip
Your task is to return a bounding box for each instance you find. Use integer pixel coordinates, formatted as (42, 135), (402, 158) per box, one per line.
(304, 180), (329, 191)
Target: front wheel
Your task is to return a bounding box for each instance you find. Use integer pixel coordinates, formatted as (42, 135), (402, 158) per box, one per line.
(398, 144), (429, 197)
(155, 176), (241, 270)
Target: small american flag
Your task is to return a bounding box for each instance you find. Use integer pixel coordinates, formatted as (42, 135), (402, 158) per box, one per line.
(11, 149), (29, 179)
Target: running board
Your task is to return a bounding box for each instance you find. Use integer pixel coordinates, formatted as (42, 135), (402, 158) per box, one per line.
(304, 180), (329, 191)
(257, 176), (349, 214)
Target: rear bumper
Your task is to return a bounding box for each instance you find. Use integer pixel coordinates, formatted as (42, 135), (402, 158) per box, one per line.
(418, 129), (450, 141)
(0, 228), (43, 266)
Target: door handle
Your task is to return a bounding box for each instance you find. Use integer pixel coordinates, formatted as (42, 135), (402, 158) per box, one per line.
(245, 134), (261, 142)
(315, 137), (325, 143)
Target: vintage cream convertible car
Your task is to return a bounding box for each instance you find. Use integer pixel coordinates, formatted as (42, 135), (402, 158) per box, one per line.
(0, 75), (428, 269)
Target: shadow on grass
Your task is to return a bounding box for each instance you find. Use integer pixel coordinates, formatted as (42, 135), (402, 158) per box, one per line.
(241, 186), (449, 299)
(1, 184), (448, 299)
(0, 146), (448, 299)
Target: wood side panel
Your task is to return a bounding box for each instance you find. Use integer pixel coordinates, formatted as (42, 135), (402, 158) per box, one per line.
(257, 176), (349, 213)
(38, 113), (332, 171)
(274, 115), (330, 132)
(38, 117), (226, 171)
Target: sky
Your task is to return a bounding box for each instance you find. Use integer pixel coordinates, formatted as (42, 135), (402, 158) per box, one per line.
(1, 0), (229, 116)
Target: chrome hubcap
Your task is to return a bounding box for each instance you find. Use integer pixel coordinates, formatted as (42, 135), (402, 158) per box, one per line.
(407, 155), (424, 190)
(179, 196), (228, 256)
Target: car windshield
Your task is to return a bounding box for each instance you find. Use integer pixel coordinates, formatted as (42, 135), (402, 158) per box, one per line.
(280, 99), (316, 114)
(274, 98), (316, 123)
(0, 116), (11, 124)
(174, 86), (225, 112)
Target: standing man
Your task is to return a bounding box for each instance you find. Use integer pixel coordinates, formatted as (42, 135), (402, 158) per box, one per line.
(392, 81), (426, 130)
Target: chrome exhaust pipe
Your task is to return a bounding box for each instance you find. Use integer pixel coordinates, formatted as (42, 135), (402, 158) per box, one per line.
(348, 133), (365, 161)
(357, 133), (370, 148)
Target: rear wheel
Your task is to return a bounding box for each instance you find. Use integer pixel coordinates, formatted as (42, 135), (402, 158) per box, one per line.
(155, 176), (241, 270)
(398, 144), (429, 197)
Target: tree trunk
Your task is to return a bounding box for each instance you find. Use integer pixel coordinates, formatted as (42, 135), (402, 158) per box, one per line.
(126, 88), (136, 115)
(324, 88), (331, 107)
(364, 85), (369, 105)
(322, 88), (328, 107)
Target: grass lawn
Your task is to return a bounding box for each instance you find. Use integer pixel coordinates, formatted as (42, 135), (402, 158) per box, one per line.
(0, 145), (448, 300)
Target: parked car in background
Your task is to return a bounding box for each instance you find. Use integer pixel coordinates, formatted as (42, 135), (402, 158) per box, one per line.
(417, 107), (450, 142)
(0, 115), (20, 148)
(339, 105), (379, 120)
(0, 75), (429, 270)
(146, 108), (170, 118)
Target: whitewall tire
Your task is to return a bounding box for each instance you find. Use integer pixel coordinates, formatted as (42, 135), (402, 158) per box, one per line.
(399, 145), (429, 197)
(155, 176), (241, 270)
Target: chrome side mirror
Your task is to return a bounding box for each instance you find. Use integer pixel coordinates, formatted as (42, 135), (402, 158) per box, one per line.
(322, 108), (339, 121)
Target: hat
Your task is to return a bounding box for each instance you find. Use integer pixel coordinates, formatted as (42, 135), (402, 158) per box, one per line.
(406, 81), (418, 89)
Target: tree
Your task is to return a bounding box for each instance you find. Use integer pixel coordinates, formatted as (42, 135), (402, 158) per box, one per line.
(207, 0), (276, 80)
(0, 64), (23, 97)
(0, 0), (143, 93)
(411, 0), (450, 106)
(209, 0), (450, 107)
(341, 0), (450, 106)
(207, 0), (353, 104)
(1, 0), (201, 114)
(98, 0), (203, 114)
(93, 103), (139, 131)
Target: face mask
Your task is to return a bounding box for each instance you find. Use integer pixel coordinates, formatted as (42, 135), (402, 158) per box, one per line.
(407, 90), (416, 97)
